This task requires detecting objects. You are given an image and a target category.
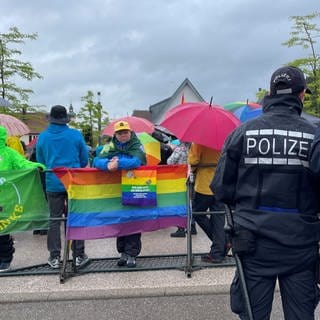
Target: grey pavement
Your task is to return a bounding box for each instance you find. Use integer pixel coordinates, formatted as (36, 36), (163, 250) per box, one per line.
(1, 227), (235, 302)
(1, 227), (319, 320)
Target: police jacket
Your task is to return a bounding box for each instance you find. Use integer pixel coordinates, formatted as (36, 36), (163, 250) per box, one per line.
(212, 94), (320, 247)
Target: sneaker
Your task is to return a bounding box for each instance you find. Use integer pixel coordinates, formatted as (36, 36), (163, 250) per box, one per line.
(170, 227), (186, 238)
(201, 254), (223, 264)
(48, 256), (60, 269)
(0, 262), (11, 272)
(75, 254), (89, 268)
(117, 253), (128, 267)
(191, 223), (197, 235)
(126, 255), (136, 268)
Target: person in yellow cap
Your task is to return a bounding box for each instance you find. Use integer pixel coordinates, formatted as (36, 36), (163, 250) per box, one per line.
(94, 120), (146, 268)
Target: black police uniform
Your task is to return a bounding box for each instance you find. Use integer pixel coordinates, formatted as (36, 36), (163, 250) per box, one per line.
(212, 94), (320, 320)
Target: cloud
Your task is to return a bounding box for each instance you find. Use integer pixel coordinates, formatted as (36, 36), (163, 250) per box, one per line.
(1, 0), (319, 118)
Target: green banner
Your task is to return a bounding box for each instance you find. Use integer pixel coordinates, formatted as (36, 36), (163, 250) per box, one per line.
(0, 168), (49, 235)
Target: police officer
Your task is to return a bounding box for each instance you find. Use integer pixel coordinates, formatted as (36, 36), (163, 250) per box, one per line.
(211, 66), (320, 320)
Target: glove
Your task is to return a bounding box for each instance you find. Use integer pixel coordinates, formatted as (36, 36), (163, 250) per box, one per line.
(231, 228), (256, 256)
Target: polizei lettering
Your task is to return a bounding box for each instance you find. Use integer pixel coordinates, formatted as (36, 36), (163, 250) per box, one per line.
(244, 129), (314, 167)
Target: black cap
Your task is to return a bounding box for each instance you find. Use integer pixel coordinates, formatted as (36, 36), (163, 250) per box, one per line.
(270, 66), (312, 96)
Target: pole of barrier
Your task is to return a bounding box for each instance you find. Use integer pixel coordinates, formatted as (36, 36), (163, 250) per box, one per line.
(224, 204), (254, 320)
(185, 175), (193, 277)
(60, 239), (70, 283)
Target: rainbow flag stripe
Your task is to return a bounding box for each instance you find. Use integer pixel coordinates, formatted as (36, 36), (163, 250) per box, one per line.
(54, 165), (187, 240)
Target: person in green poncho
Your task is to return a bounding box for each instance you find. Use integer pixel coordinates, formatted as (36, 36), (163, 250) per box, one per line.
(94, 120), (146, 268)
(0, 125), (45, 271)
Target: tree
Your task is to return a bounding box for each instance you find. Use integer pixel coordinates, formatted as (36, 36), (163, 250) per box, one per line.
(73, 90), (109, 146)
(0, 27), (43, 113)
(282, 12), (320, 115)
(256, 88), (268, 104)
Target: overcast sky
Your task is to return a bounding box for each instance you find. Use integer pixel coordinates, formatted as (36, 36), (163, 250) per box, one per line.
(2, 0), (319, 119)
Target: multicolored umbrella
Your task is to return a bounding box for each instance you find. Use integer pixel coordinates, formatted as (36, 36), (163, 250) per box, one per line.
(102, 116), (154, 136)
(160, 102), (240, 150)
(224, 101), (261, 112)
(0, 114), (30, 136)
(137, 132), (161, 166)
(233, 105), (263, 122)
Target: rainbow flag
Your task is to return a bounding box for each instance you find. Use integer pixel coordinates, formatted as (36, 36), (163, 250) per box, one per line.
(54, 165), (187, 240)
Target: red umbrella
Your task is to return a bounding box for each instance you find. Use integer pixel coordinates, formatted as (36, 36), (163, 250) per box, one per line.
(0, 114), (30, 136)
(102, 116), (155, 136)
(160, 102), (240, 150)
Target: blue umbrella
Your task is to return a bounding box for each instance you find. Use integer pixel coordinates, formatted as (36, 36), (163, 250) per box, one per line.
(234, 105), (262, 122)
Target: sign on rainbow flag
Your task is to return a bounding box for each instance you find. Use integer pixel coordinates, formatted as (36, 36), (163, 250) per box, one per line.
(54, 165), (188, 240)
(121, 169), (157, 206)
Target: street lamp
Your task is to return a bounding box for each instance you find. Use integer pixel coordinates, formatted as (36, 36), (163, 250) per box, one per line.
(97, 92), (102, 145)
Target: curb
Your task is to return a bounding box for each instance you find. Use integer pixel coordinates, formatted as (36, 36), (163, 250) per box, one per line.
(0, 284), (232, 303)
(0, 267), (236, 303)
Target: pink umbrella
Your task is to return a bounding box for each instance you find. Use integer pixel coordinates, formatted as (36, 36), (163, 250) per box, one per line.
(160, 102), (240, 150)
(0, 114), (30, 136)
(102, 116), (154, 136)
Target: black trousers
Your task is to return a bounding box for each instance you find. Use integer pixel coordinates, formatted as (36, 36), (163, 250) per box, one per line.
(116, 233), (141, 257)
(0, 234), (15, 263)
(193, 192), (226, 259)
(231, 237), (319, 320)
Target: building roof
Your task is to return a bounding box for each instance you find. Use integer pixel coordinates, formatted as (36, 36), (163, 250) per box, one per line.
(131, 109), (152, 121)
(148, 78), (205, 124)
(19, 112), (48, 134)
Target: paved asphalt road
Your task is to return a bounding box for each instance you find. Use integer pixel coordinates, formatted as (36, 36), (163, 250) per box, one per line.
(1, 229), (319, 320)
(0, 293), (290, 320)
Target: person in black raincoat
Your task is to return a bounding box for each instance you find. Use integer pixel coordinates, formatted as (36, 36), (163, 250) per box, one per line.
(211, 66), (320, 320)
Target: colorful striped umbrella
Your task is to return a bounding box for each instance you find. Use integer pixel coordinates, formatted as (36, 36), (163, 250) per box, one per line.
(233, 105), (263, 122)
(224, 101), (261, 112)
(137, 132), (161, 166)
